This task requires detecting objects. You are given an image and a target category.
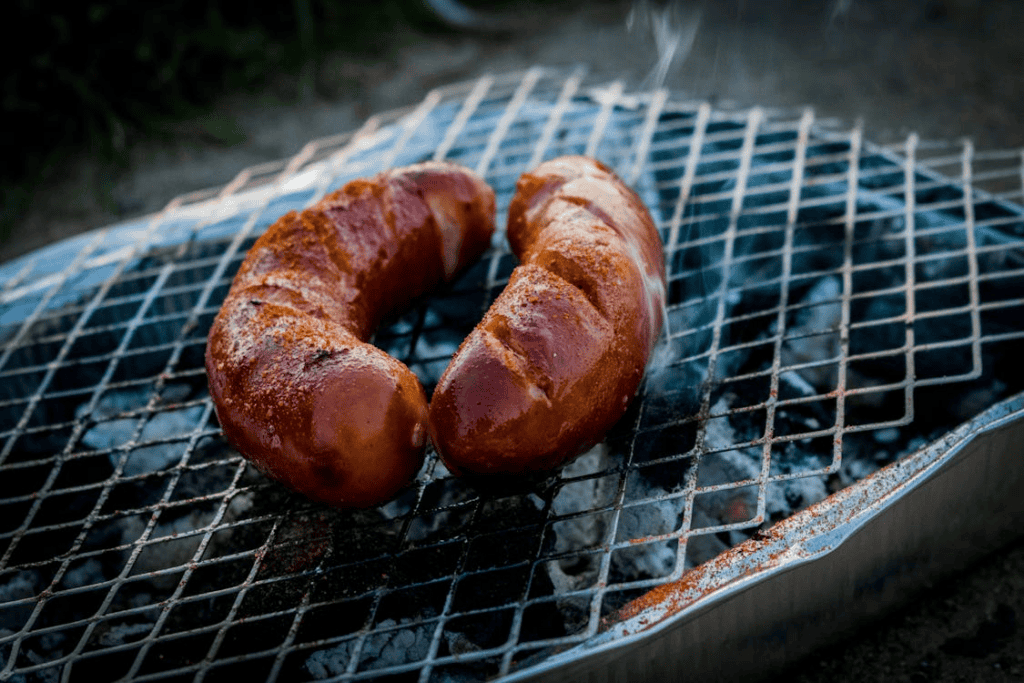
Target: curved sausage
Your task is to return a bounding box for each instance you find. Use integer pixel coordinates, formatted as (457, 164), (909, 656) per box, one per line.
(429, 156), (666, 475)
(206, 162), (495, 507)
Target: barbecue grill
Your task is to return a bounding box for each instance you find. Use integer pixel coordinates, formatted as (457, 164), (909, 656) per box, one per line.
(2, 67), (1024, 682)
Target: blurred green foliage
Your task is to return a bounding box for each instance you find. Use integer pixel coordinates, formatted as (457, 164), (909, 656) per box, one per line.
(3, 0), (420, 185)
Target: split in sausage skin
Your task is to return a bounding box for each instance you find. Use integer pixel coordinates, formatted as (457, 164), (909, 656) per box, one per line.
(430, 156), (666, 476)
(206, 162), (496, 508)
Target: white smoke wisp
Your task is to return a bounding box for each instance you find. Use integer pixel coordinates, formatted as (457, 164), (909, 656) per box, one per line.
(626, 0), (702, 91)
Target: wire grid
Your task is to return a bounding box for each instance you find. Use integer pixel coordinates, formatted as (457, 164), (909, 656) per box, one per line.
(1, 67), (1024, 682)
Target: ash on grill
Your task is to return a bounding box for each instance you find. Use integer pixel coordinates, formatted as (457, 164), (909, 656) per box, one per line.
(2, 70), (1024, 682)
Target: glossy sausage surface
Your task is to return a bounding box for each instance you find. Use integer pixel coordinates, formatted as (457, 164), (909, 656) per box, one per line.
(206, 162), (495, 507)
(429, 156), (666, 475)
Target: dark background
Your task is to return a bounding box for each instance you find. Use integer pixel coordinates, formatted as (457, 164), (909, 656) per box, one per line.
(3, 1), (1023, 679)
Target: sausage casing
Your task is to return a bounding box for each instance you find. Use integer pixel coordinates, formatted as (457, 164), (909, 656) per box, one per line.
(429, 156), (666, 475)
(206, 162), (495, 507)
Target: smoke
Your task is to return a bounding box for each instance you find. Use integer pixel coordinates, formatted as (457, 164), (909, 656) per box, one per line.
(626, 0), (702, 90)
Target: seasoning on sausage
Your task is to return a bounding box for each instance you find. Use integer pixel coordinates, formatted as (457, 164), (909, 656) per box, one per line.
(429, 156), (666, 475)
(206, 162), (496, 507)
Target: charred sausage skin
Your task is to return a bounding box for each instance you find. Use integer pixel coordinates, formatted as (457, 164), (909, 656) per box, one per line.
(206, 162), (495, 507)
(429, 156), (666, 475)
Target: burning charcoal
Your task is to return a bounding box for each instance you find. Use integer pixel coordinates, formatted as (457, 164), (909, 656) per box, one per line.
(873, 427), (901, 444)
(954, 380), (1010, 424)
(405, 475), (477, 544)
(780, 276), (841, 392)
(77, 385), (202, 476)
(445, 630), (482, 656)
(305, 618), (433, 677)
(305, 639), (354, 679)
(375, 306), (465, 388)
(643, 355), (709, 430)
(549, 445), (617, 566)
(696, 399), (775, 526)
(542, 445), (618, 631)
(777, 474), (828, 516)
(359, 620), (433, 667)
(778, 366), (818, 402)
(411, 333), (463, 387)
(694, 449), (763, 523)
(613, 497), (679, 580)
(0, 571), (38, 632)
(96, 621), (155, 648)
(122, 493), (253, 589)
(61, 559), (104, 589)
(685, 511), (731, 568)
(842, 457), (880, 485)
(14, 631), (66, 676)
(697, 398), (828, 537)
(766, 438), (831, 514)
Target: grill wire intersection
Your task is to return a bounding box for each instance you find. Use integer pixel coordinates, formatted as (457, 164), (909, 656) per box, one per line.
(2, 67), (1024, 682)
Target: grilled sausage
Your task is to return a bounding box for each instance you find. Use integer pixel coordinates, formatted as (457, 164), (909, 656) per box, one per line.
(429, 156), (666, 475)
(206, 162), (495, 507)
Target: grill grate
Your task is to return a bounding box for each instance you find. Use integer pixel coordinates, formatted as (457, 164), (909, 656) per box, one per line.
(2, 67), (1024, 682)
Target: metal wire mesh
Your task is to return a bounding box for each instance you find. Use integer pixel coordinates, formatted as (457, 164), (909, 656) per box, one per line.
(2, 67), (1023, 682)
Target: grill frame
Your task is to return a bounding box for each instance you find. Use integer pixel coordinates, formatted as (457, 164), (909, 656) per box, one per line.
(511, 391), (1024, 682)
(2, 67), (1024, 682)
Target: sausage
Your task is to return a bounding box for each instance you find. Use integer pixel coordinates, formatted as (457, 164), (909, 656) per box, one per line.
(205, 162), (495, 507)
(429, 156), (666, 475)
